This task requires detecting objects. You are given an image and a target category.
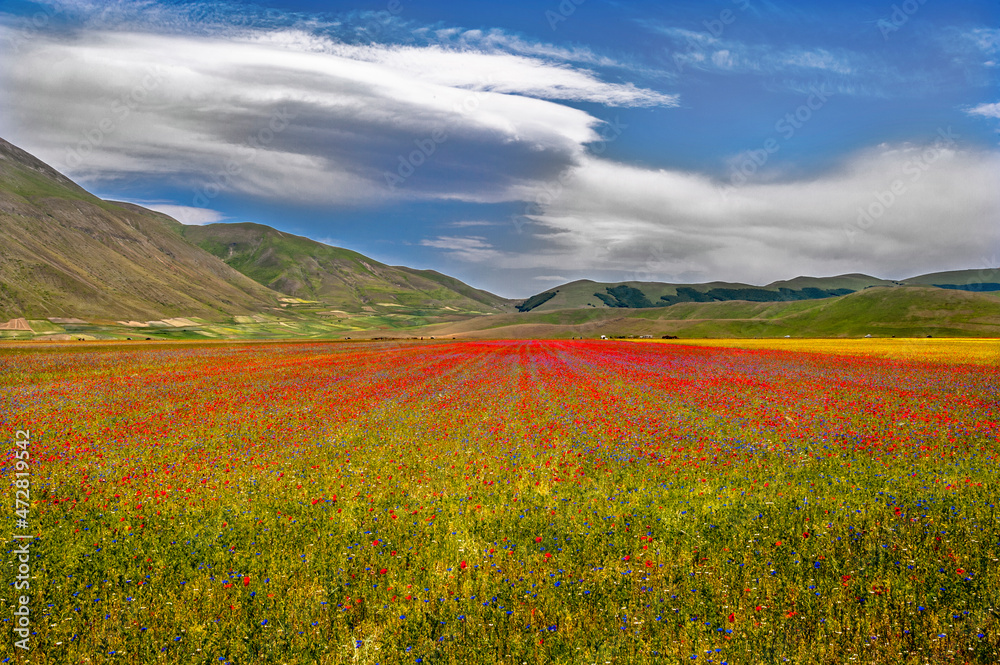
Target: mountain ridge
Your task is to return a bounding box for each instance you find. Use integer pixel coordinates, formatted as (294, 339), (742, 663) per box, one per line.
(181, 222), (514, 314)
(0, 138), (284, 321)
(2, 135), (998, 340)
(0, 137), (513, 323)
(519, 271), (1000, 313)
(406, 286), (1000, 340)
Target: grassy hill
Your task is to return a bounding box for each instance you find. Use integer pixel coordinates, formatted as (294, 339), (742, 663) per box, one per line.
(182, 222), (514, 316)
(0, 138), (281, 321)
(763, 273), (900, 291)
(2, 136), (994, 341)
(521, 278), (762, 312)
(521, 271), (999, 314)
(902, 268), (1000, 289)
(406, 286), (1000, 339)
(0, 136), (512, 328)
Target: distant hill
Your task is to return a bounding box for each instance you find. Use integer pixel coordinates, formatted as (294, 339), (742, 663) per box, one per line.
(763, 273), (901, 291)
(0, 138), (281, 321)
(182, 222), (513, 315)
(413, 286), (1000, 340)
(517, 278), (756, 312)
(2, 135), (995, 340)
(902, 268), (1000, 291)
(518, 271), (998, 313)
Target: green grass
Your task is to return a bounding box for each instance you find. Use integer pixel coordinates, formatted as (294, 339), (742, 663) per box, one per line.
(413, 287), (1000, 340)
(0, 147), (282, 322)
(182, 223), (513, 317)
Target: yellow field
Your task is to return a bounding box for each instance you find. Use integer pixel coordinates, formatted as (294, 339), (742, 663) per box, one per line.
(646, 337), (1000, 365)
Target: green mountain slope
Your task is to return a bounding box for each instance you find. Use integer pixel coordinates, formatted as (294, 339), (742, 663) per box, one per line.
(522, 271), (1000, 313)
(523, 278), (759, 312)
(902, 268), (1000, 289)
(523, 275), (881, 313)
(764, 273), (899, 291)
(0, 138), (281, 321)
(182, 222), (514, 315)
(417, 286), (1000, 339)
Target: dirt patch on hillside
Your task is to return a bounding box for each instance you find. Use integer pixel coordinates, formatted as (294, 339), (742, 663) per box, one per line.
(0, 318), (32, 331)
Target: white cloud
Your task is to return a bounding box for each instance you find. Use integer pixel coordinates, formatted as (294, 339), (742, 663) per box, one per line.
(649, 23), (927, 97)
(959, 27), (999, 58)
(242, 29), (676, 108)
(453, 145), (1000, 285)
(0, 24), (673, 207)
(419, 236), (500, 263)
(653, 25), (857, 74)
(967, 102), (1000, 120)
(448, 220), (498, 228)
(246, 31), (677, 108)
(134, 203), (227, 225)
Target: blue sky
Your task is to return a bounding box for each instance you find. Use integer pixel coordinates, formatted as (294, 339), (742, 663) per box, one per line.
(1, 0), (997, 297)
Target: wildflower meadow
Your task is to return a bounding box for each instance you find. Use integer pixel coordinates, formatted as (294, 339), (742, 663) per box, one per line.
(2, 339), (999, 664)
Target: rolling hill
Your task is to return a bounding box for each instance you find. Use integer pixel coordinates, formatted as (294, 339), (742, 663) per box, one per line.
(0, 137), (512, 326)
(902, 268), (1000, 289)
(396, 286), (1000, 340)
(516, 275), (896, 313)
(181, 222), (513, 315)
(519, 271), (999, 313)
(1, 136), (996, 341)
(0, 138), (281, 321)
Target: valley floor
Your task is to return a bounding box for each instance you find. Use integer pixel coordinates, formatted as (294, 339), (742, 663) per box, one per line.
(2, 339), (998, 663)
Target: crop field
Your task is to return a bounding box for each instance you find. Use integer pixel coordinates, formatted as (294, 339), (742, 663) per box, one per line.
(647, 338), (1000, 367)
(1, 339), (999, 664)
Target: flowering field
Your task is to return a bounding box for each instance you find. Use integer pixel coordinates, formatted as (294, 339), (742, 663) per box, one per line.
(646, 338), (1000, 367)
(2, 339), (999, 664)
